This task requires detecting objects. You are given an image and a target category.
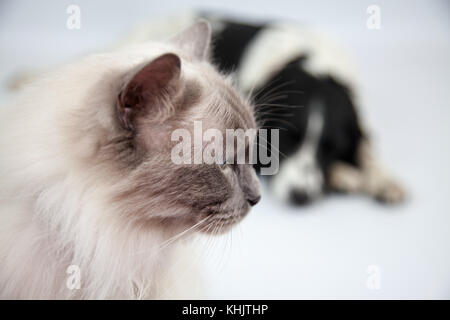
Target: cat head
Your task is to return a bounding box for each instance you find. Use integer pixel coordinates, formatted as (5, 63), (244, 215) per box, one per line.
(92, 22), (261, 234)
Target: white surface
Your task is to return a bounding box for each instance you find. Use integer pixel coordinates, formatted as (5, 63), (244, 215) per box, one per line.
(0, 0), (449, 299)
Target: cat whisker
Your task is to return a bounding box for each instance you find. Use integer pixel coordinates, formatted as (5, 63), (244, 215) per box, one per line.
(133, 215), (210, 258)
(254, 103), (304, 110)
(247, 75), (286, 102)
(252, 79), (296, 104)
(257, 115), (300, 132)
(255, 112), (295, 124)
(257, 134), (289, 160)
(257, 125), (289, 131)
(254, 89), (304, 107)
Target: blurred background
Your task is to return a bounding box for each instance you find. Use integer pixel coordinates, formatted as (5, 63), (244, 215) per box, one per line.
(0, 0), (449, 299)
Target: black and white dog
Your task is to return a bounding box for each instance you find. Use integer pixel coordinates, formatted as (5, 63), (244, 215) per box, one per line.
(208, 18), (405, 205)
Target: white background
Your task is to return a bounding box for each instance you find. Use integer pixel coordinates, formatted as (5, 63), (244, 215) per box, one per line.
(0, 0), (449, 299)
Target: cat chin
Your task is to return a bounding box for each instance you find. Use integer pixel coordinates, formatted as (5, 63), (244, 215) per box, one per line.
(197, 209), (250, 235)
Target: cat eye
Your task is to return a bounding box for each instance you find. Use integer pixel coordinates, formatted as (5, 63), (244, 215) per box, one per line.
(216, 156), (233, 168)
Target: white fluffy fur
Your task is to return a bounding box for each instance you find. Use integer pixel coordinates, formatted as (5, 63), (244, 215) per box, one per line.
(237, 23), (360, 94)
(0, 41), (206, 299)
(271, 101), (325, 202)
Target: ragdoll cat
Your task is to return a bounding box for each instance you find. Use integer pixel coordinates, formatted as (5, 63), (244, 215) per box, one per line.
(0, 22), (260, 299)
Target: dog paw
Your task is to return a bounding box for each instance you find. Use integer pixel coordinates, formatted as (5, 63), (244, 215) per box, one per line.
(374, 180), (406, 204)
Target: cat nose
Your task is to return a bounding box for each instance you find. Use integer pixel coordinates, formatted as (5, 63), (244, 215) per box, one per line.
(247, 194), (261, 206)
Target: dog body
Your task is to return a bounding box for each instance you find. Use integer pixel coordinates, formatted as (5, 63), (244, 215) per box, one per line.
(209, 18), (405, 204)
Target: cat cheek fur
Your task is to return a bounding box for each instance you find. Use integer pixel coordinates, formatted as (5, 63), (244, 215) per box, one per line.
(170, 165), (233, 214)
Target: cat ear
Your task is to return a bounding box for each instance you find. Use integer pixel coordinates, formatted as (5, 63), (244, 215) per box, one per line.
(117, 53), (181, 131)
(171, 21), (211, 61)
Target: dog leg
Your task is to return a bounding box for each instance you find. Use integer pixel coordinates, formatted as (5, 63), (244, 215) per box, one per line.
(328, 140), (406, 204)
(328, 162), (364, 194)
(357, 140), (406, 204)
